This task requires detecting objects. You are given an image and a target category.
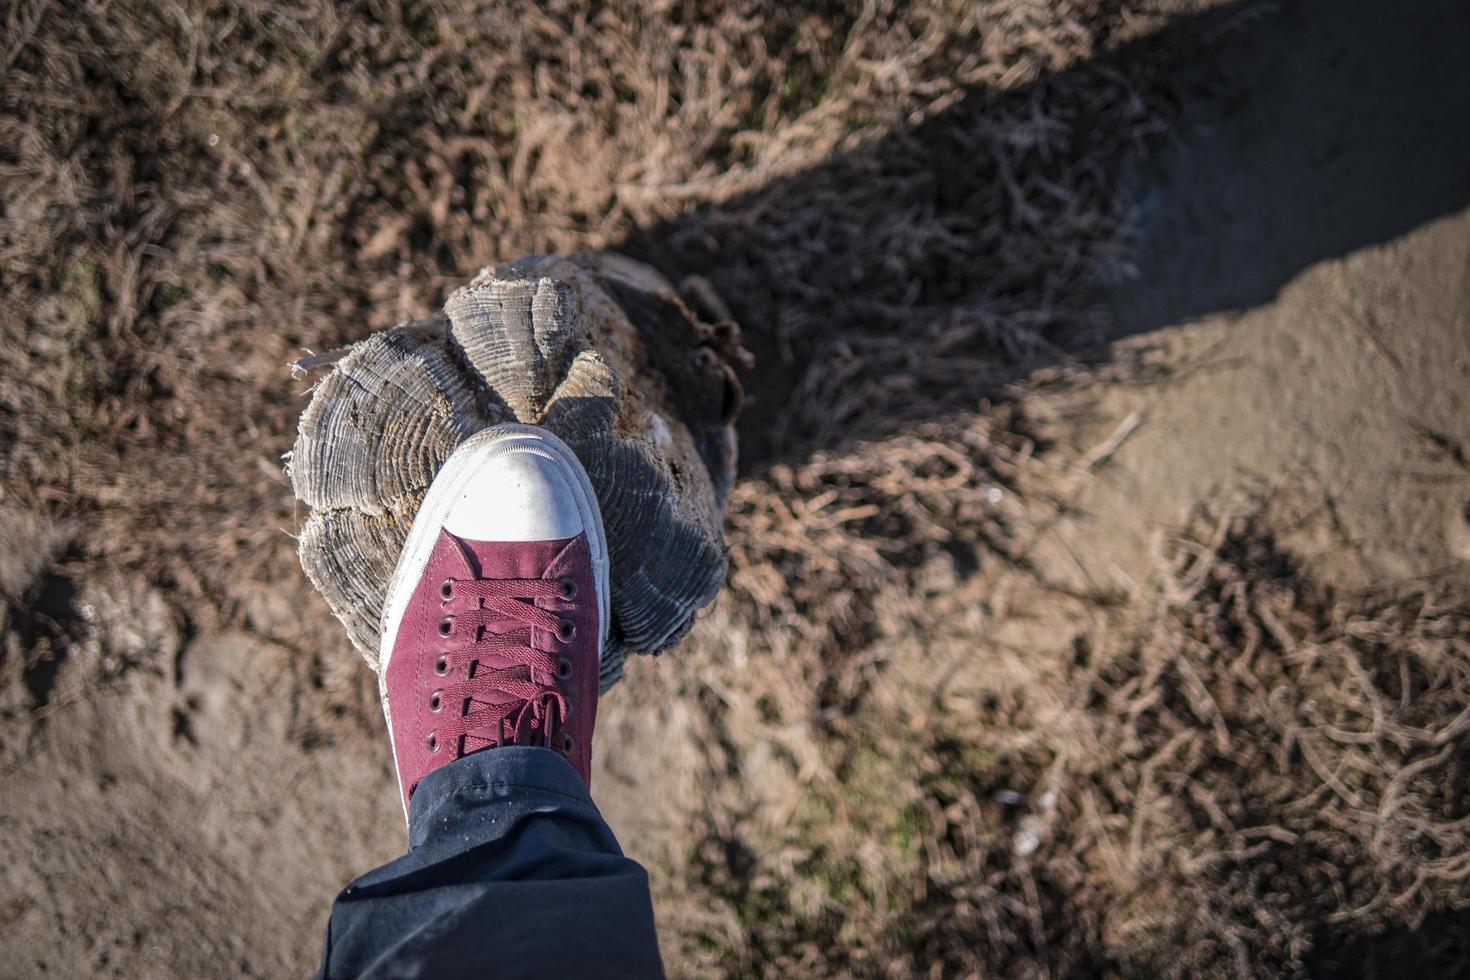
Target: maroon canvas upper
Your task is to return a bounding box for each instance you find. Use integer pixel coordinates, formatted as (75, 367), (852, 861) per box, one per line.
(384, 528), (601, 808)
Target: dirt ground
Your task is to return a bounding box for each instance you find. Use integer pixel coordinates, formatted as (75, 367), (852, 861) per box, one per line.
(3, 0), (1469, 976)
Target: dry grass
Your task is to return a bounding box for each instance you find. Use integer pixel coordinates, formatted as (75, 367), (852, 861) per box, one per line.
(1064, 511), (1470, 975)
(655, 492), (1470, 977)
(1, 0), (1177, 747)
(1054, 503), (1470, 976)
(1, 0), (1175, 588)
(5, 0), (1470, 976)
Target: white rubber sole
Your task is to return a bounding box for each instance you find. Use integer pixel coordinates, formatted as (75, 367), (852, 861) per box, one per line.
(377, 424), (610, 820)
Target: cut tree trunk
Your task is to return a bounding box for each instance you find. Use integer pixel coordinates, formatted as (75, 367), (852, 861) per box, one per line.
(288, 253), (747, 690)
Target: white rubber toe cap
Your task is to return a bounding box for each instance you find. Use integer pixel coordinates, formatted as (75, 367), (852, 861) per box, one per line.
(441, 447), (587, 542)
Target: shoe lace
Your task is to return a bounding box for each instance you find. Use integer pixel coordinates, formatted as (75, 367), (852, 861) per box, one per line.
(431, 573), (578, 758)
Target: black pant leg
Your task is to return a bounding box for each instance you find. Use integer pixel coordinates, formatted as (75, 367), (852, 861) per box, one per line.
(318, 746), (664, 980)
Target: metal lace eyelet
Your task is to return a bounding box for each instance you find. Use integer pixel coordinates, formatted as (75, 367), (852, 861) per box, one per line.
(434, 655), (450, 676)
(429, 691), (443, 713)
(558, 577), (577, 600)
(556, 658), (573, 680)
(438, 615), (454, 637)
(556, 619), (576, 643)
(440, 578), (455, 602)
(559, 732), (575, 756)
(426, 731), (440, 753)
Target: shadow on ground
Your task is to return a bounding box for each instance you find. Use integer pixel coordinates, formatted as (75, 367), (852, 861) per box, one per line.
(1308, 908), (1470, 980)
(618, 0), (1470, 472)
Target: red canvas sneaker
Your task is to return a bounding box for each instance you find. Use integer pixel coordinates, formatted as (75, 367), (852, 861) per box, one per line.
(377, 424), (609, 817)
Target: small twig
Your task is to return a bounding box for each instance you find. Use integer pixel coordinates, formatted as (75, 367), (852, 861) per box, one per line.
(1076, 410), (1144, 472)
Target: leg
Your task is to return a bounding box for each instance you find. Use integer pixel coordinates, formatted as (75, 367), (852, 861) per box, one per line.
(319, 747), (662, 979)
(318, 424), (663, 978)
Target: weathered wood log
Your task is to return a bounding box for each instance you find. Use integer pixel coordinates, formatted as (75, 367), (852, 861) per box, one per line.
(288, 253), (746, 689)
